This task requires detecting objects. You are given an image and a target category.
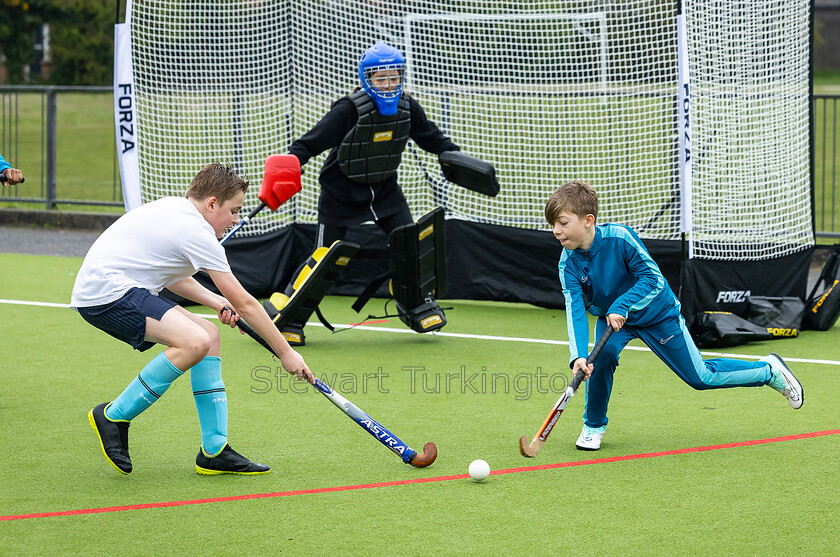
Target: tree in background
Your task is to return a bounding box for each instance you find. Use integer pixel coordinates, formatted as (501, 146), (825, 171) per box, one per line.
(0, 0), (42, 83)
(49, 0), (123, 85)
(1, 0), (123, 85)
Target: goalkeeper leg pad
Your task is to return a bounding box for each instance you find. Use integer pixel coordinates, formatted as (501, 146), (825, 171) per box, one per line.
(263, 240), (359, 345)
(389, 207), (448, 334)
(395, 299), (447, 333)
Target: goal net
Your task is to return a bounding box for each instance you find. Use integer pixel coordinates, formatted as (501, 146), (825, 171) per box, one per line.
(685, 0), (812, 260)
(120, 0), (812, 261)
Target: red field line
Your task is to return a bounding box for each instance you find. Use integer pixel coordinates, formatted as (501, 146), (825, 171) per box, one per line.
(3, 429), (837, 522)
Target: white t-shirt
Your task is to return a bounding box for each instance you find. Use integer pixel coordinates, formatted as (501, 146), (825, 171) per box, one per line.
(71, 197), (231, 308)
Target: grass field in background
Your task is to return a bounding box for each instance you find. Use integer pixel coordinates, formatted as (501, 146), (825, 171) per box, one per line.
(815, 70), (840, 94)
(1, 70), (839, 226)
(0, 92), (122, 212)
(1, 252), (838, 554)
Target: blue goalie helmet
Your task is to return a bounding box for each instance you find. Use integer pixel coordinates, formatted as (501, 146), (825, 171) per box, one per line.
(358, 42), (406, 116)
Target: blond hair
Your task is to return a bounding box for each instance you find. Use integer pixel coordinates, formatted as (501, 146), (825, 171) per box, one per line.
(544, 180), (598, 225)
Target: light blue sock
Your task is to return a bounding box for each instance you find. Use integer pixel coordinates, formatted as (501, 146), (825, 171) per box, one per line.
(191, 356), (228, 455)
(105, 352), (184, 421)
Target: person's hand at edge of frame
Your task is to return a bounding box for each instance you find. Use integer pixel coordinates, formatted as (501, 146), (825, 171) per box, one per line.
(1, 168), (24, 185)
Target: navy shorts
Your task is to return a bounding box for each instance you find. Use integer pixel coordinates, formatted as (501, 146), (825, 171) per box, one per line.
(78, 287), (178, 351)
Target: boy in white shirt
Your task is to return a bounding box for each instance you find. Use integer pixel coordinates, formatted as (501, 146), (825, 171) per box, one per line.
(72, 162), (313, 475)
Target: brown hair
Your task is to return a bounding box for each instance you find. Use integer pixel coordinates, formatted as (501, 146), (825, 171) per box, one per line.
(186, 162), (249, 204)
(544, 180), (598, 225)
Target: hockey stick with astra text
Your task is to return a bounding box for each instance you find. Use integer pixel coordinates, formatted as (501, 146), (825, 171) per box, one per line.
(228, 309), (438, 468)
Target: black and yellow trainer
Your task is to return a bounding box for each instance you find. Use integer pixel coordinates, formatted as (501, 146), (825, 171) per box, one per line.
(88, 402), (132, 474)
(195, 444), (271, 475)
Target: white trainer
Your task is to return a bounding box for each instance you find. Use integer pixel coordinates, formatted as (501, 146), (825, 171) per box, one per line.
(575, 425), (606, 451)
(763, 353), (804, 410)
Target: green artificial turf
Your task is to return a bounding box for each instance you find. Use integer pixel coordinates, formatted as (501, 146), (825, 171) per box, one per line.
(1, 253), (839, 555)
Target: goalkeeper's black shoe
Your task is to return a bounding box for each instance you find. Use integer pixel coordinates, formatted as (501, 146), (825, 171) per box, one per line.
(196, 444), (271, 475)
(88, 402), (132, 474)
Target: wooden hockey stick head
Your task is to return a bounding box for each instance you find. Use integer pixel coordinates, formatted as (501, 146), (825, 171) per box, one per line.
(519, 435), (543, 458)
(409, 442), (438, 468)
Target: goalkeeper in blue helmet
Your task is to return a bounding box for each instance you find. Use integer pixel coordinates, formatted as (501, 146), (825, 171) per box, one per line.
(264, 42), (461, 343)
(287, 41), (459, 245)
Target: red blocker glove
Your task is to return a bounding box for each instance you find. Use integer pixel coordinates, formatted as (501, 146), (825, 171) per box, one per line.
(259, 154), (302, 210)
(219, 154), (303, 245)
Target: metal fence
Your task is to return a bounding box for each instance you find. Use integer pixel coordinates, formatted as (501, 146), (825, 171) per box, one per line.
(814, 95), (839, 239)
(1, 85), (839, 237)
(0, 85), (122, 209)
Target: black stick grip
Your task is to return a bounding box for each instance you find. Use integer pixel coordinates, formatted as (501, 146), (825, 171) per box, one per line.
(219, 201), (267, 245)
(570, 325), (614, 391)
(570, 370), (586, 392)
(587, 325), (614, 365)
(222, 306), (277, 357)
(0, 174), (25, 184)
(245, 201), (267, 220)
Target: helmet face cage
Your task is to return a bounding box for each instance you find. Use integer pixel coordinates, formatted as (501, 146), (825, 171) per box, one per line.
(362, 64), (405, 98)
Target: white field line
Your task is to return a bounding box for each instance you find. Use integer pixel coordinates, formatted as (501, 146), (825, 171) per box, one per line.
(1, 299), (73, 309)
(4, 297), (840, 367)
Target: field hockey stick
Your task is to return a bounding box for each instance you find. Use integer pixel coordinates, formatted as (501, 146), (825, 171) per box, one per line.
(0, 173), (25, 184)
(220, 202), (265, 245)
(519, 325), (614, 457)
(226, 308), (438, 468)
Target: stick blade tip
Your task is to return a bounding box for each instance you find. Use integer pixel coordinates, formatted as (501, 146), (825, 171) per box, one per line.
(409, 442), (438, 468)
(519, 435), (540, 458)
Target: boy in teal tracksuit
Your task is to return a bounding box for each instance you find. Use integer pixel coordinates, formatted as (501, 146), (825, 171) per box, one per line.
(545, 180), (804, 451)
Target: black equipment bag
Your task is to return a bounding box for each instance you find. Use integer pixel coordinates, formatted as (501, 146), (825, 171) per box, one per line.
(747, 296), (804, 339)
(802, 247), (840, 331)
(689, 311), (775, 348)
